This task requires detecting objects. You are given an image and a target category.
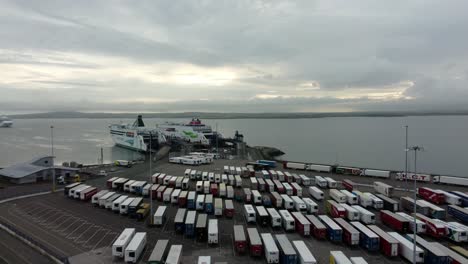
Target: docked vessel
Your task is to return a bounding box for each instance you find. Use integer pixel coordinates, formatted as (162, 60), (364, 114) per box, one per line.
(109, 115), (164, 152)
(157, 118), (220, 145)
(0, 116), (13, 127)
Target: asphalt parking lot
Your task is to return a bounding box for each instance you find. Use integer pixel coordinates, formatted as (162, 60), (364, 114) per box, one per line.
(0, 158), (466, 263)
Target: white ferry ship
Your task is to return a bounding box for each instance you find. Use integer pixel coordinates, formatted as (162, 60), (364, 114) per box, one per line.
(109, 115), (165, 152)
(157, 118), (220, 145)
(0, 116), (13, 127)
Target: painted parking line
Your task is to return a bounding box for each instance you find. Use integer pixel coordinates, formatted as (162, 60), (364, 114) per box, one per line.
(73, 223), (94, 243)
(55, 216), (78, 233)
(44, 213), (72, 228)
(91, 229), (111, 250)
(38, 210), (63, 225)
(66, 220), (89, 239)
(30, 208), (56, 221)
(76, 225), (100, 245)
(62, 219), (86, 237)
(95, 231), (117, 249)
(82, 227), (106, 248)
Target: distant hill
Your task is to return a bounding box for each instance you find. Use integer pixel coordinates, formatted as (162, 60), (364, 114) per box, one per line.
(10, 110), (468, 119)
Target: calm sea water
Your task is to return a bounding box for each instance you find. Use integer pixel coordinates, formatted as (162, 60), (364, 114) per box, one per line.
(1, 116), (467, 177)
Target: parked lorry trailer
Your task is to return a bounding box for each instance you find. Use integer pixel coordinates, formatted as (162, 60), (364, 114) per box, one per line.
(367, 225), (398, 257)
(318, 215), (342, 242)
(112, 228), (135, 258)
(350, 221), (379, 252)
(329, 251), (352, 264)
(256, 206), (269, 227)
(436, 190), (462, 205)
(306, 215), (326, 239)
(291, 212), (311, 236)
(396, 212), (427, 234)
(388, 232), (424, 263)
(165, 245), (183, 264)
(308, 186), (324, 200)
(433, 175), (468, 187)
(247, 228), (263, 257)
(380, 210), (410, 233)
(147, 239), (169, 264)
(266, 207), (282, 228)
(400, 197), (430, 215)
(334, 218), (360, 246)
(418, 187), (445, 205)
(417, 199), (446, 219)
(330, 189), (347, 203)
(445, 222), (468, 242)
(341, 179), (354, 191)
(361, 169), (390, 178)
(261, 233), (280, 263)
(414, 213), (447, 238)
(279, 210), (295, 231)
(447, 205), (468, 223)
(196, 214), (208, 242)
(184, 210), (197, 238)
(208, 219), (218, 245)
(91, 190), (109, 206)
(292, 240), (317, 264)
(275, 234), (298, 264)
(302, 198), (318, 214)
(306, 164), (332, 172)
(286, 162), (306, 170)
(340, 190), (358, 205)
(233, 225), (247, 254)
(124, 232), (147, 263)
(375, 194), (399, 212)
(326, 200), (346, 218)
(406, 235), (450, 264)
(224, 199), (234, 218)
(351, 205), (375, 224)
(373, 181), (393, 197)
(450, 191), (468, 207)
(430, 243), (467, 264)
(340, 203), (360, 221)
(174, 208), (187, 233)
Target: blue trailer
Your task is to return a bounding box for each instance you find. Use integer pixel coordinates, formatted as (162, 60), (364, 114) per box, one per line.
(187, 191), (196, 210)
(184, 211), (197, 238)
(174, 208), (186, 233)
(350, 221), (380, 252)
(447, 205), (468, 223)
(205, 194), (214, 214)
(275, 234), (298, 264)
(318, 215), (342, 242)
(450, 191), (468, 207)
(256, 160), (277, 168)
(405, 235), (450, 264)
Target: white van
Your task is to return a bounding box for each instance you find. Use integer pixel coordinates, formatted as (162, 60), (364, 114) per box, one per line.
(112, 228), (135, 258)
(208, 219), (218, 245)
(124, 232), (147, 263)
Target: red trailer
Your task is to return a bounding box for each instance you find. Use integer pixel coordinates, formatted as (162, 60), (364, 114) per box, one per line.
(224, 200), (235, 218)
(150, 184), (160, 200)
(243, 188), (252, 204)
(234, 225), (247, 254)
(380, 210), (410, 233)
(306, 214), (327, 239)
(106, 177), (118, 189)
(270, 192), (282, 208)
(210, 183), (218, 196)
(169, 177), (177, 187)
(418, 187), (445, 205)
(284, 172), (293, 183)
(178, 191), (188, 207)
(81, 187), (98, 201)
(157, 174), (166, 184)
(291, 212), (311, 236)
(334, 218), (360, 246)
(291, 182), (302, 197)
(273, 180), (284, 193)
(368, 225), (399, 257)
(247, 227), (263, 257)
(415, 213), (448, 238)
(342, 179), (354, 191)
(326, 200), (346, 218)
(156, 185), (167, 201)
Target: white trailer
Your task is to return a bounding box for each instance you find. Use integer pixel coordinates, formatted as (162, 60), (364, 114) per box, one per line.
(124, 232), (147, 263)
(190, 170), (197, 180)
(330, 189), (347, 203)
(124, 180), (136, 192)
(433, 175), (468, 186)
(235, 175), (242, 187)
(171, 189), (181, 204)
(314, 176), (327, 188)
(208, 219), (218, 245)
(350, 257), (368, 264)
(340, 190), (358, 205)
(364, 193), (383, 209)
(395, 212), (426, 233)
(373, 181), (394, 197)
(228, 174), (235, 186)
(120, 197), (135, 215)
(362, 169), (390, 178)
(219, 183), (227, 197)
(291, 196), (307, 213)
(292, 240), (317, 264)
(227, 185), (234, 199)
(252, 190), (262, 205)
(335, 218), (360, 246)
(112, 228), (136, 258)
(277, 171), (285, 181)
(300, 175), (311, 186)
(436, 190), (462, 205)
(324, 177), (337, 188)
(223, 166), (229, 174)
(214, 198), (223, 216)
(290, 182), (303, 197)
(198, 256), (211, 264)
(286, 162), (307, 170)
(71, 185), (90, 199)
(308, 187), (324, 200)
(353, 190), (372, 208)
(281, 194), (294, 210)
(306, 164), (332, 173)
(244, 204), (256, 223)
(261, 233), (280, 263)
(279, 210), (295, 231)
(340, 203), (360, 221)
(166, 245), (183, 264)
(202, 172), (208, 181)
(153, 206), (167, 226)
(196, 181), (203, 193)
(283, 182), (293, 196)
(352, 205), (375, 224)
(196, 194), (205, 211)
(208, 172), (214, 182)
(330, 251), (352, 264)
(98, 191), (115, 207)
(91, 190), (109, 206)
(163, 188), (174, 203)
(112, 195), (129, 212)
(302, 198), (319, 214)
(215, 174), (221, 183)
(266, 208), (282, 228)
(388, 232), (424, 263)
(250, 177), (258, 190)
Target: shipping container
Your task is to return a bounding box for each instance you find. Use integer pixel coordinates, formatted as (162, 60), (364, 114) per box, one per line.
(156, 185), (166, 201)
(334, 218), (360, 246)
(124, 232), (146, 263)
(418, 187), (445, 205)
(244, 204), (256, 223)
(306, 164), (332, 173)
(292, 240), (317, 264)
(447, 205), (468, 223)
(375, 194), (399, 212)
(208, 219), (218, 245)
(414, 213), (447, 238)
(244, 188), (252, 203)
(205, 194), (214, 214)
(329, 251), (352, 264)
(247, 228), (263, 257)
(174, 208), (187, 233)
(318, 215), (342, 242)
(196, 214), (208, 242)
(341, 180), (354, 192)
(279, 210), (295, 231)
(281, 194), (294, 210)
(291, 212), (311, 236)
(275, 234), (297, 264)
(234, 225), (247, 254)
(261, 233), (280, 263)
(306, 215), (327, 239)
(395, 212), (427, 234)
(351, 205), (375, 224)
(309, 186), (324, 200)
(367, 225), (398, 257)
(147, 239), (169, 264)
(330, 189), (347, 203)
(380, 210), (410, 233)
(224, 199), (234, 218)
(302, 198), (318, 214)
(326, 200), (346, 218)
(112, 228), (135, 258)
(165, 245), (182, 264)
(153, 206), (167, 226)
(350, 221), (379, 252)
(339, 203), (360, 221)
(267, 207), (282, 228)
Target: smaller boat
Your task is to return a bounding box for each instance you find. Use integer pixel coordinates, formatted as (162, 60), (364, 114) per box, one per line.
(0, 116), (13, 127)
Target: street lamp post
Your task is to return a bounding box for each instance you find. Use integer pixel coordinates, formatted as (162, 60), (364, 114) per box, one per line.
(51, 125), (56, 192)
(408, 145), (423, 264)
(149, 132), (153, 225)
(404, 125), (409, 192)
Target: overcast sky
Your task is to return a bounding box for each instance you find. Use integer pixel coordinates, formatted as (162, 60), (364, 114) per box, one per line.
(1, 0), (468, 113)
